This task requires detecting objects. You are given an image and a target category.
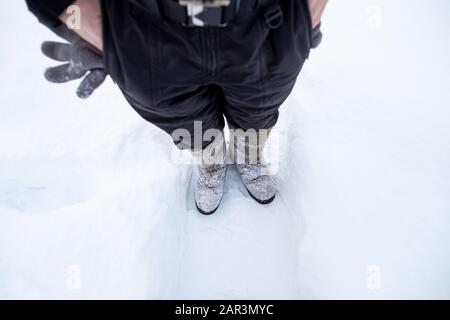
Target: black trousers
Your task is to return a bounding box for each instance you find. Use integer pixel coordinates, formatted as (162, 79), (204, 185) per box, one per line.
(102, 0), (313, 148)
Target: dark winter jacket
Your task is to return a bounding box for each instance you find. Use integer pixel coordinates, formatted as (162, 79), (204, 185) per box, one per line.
(25, 0), (314, 149)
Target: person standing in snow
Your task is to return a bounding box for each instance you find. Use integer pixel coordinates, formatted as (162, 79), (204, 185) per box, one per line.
(25, 0), (327, 215)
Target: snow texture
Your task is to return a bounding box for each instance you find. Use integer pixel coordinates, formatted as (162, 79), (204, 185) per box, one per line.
(1, 0), (450, 299)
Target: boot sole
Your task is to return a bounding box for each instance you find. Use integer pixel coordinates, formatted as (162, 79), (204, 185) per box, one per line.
(196, 203), (220, 216)
(245, 187), (276, 205)
(195, 188), (274, 214)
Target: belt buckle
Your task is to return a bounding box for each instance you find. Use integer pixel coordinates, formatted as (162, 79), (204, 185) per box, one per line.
(179, 0), (231, 27)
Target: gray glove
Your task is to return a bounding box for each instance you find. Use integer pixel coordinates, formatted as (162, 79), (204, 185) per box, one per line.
(311, 24), (323, 49)
(42, 25), (107, 99)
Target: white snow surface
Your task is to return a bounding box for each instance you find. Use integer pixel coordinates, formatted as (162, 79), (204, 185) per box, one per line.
(1, 0), (450, 299)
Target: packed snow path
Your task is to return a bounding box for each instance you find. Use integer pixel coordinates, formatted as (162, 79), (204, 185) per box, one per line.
(1, 0), (450, 299)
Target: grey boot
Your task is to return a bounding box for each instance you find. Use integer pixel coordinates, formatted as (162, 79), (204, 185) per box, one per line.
(193, 133), (227, 215)
(231, 129), (276, 205)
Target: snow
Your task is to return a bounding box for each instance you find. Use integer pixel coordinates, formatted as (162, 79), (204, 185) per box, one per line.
(1, 0), (450, 299)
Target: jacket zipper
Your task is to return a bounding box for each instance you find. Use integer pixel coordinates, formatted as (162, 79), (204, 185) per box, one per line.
(202, 27), (217, 80)
(209, 28), (217, 79)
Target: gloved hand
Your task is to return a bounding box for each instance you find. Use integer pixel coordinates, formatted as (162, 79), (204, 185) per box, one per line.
(311, 23), (323, 49)
(41, 25), (107, 99)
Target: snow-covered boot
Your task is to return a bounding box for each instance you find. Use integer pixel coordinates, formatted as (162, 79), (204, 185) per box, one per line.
(231, 129), (276, 205)
(193, 132), (227, 215)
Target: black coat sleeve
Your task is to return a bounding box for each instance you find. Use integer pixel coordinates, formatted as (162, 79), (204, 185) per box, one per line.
(25, 0), (75, 27)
